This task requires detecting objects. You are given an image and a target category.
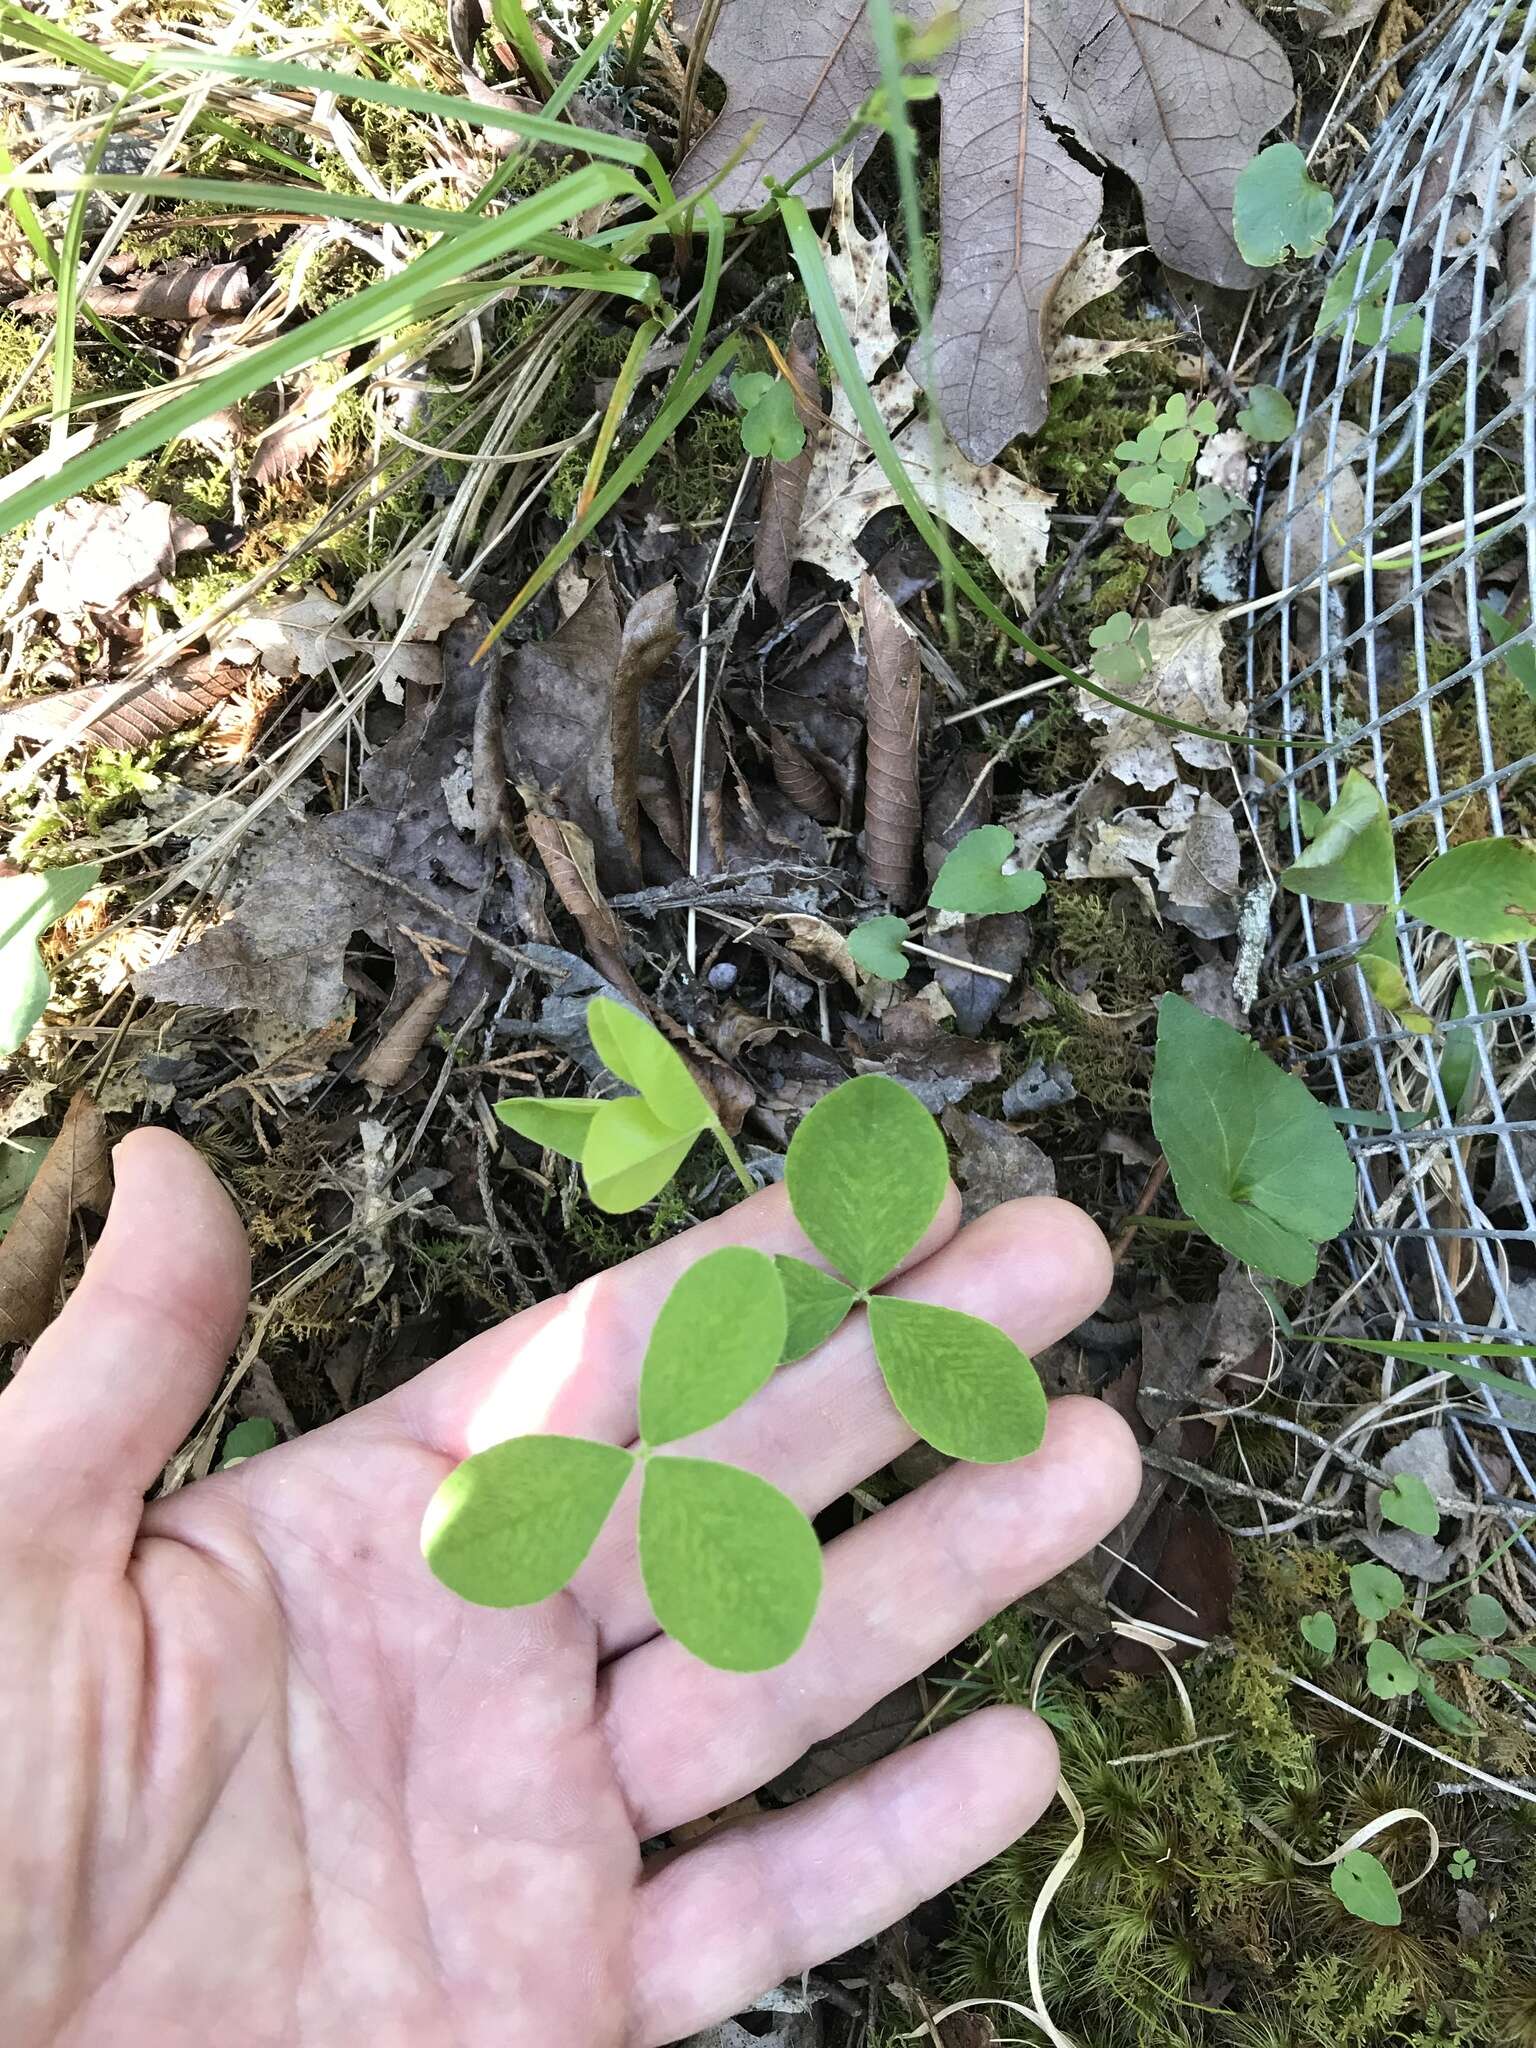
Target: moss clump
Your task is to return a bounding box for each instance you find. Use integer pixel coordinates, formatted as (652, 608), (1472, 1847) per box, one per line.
(1387, 646), (1536, 869)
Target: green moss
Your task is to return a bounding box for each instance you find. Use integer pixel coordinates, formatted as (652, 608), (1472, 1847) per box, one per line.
(635, 402), (744, 529)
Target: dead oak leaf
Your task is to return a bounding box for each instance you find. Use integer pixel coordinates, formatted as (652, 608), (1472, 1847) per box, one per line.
(678, 0), (1292, 459)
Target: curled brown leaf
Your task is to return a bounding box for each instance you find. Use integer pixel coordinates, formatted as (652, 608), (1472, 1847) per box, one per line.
(0, 1092), (112, 1346)
(861, 574), (923, 905)
(770, 727), (840, 825)
(753, 320), (821, 612)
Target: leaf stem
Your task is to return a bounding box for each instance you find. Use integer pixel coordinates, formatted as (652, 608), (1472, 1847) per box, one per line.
(711, 1123), (756, 1198)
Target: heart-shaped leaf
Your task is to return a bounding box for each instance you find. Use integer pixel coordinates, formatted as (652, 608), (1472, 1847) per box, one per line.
(731, 370), (807, 461)
(1151, 995), (1357, 1286)
(785, 1073), (948, 1291)
(1, 861), (100, 1057)
(1300, 1612), (1337, 1658)
(586, 996), (714, 1133)
(776, 1255), (857, 1362)
(1233, 142), (1334, 267)
(638, 1455), (822, 1671)
(495, 1095), (603, 1162)
(1400, 839), (1536, 943)
(1466, 1591), (1510, 1640)
(1331, 1848), (1401, 1927)
(1124, 508), (1173, 554)
(1366, 1639), (1418, 1699)
(1380, 1471), (1440, 1537)
(582, 1097), (701, 1213)
(1349, 1561), (1405, 1621)
(639, 1247), (786, 1445)
(928, 826), (1046, 917)
(1236, 383), (1296, 441)
(866, 1295), (1046, 1463)
(1417, 1675), (1477, 1735)
(1280, 770), (1397, 906)
(848, 915), (911, 981)
(422, 1434), (633, 1606)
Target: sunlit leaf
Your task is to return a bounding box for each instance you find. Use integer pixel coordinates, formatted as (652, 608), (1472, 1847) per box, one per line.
(776, 1255), (857, 1362)
(1366, 1639), (1418, 1699)
(582, 1097), (700, 1213)
(638, 1455), (822, 1671)
(1280, 770), (1396, 906)
(422, 1434), (633, 1606)
(1349, 1561), (1404, 1621)
(638, 1247), (786, 1445)
(1380, 1471), (1440, 1537)
(1400, 839), (1536, 944)
(495, 1095), (602, 1162)
(1466, 1591), (1510, 1641)
(1300, 1611), (1337, 1658)
(586, 996), (714, 1132)
(0, 862), (100, 1056)
(1331, 1848), (1401, 1926)
(867, 1295), (1045, 1462)
(848, 915), (911, 981)
(1234, 142), (1334, 267)
(928, 825), (1046, 916)
(785, 1073), (948, 1290)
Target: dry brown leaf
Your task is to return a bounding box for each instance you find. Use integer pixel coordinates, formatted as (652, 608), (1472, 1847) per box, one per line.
(356, 974), (453, 1091)
(371, 552), (475, 642)
(753, 320), (820, 612)
(14, 260), (250, 321)
(0, 1092), (112, 1346)
(0, 658), (248, 758)
(221, 590), (347, 678)
(524, 808), (643, 1002)
(769, 727), (839, 825)
(1077, 605), (1241, 790)
(35, 490), (208, 629)
(250, 367), (341, 488)
(861, 574), (922, 905)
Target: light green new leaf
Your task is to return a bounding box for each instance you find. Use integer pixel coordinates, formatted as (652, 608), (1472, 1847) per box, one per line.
(867, 1295), (1046, 1463)
(495, 1095), (603, 1162)
(785, 1074), (948, 1290)
(776, 1255), (857, 1362)
(1236, 384), (1296, 441)
(928, 826), (1046, 917)
(422, 1434), (633, 1606)
(638, 1455), (822, 1671)
(1317, 239), (1425, 355)
(1380, 1471), (1440, 1537)
(1417, 1676), (1477, 1735)
(1233, 142), (1334, 267)
(582, 1096), (700, 1213)
(586, 996), (714, 1132)
(1300, 1611), (1338, 1658)
(0, 862), (99, 1055)
(638, 1247), (786, 1445)
(1400, 839), (1536, 943)
(1332, 1848), (1401, 1927)
(1349, 1561), (1405, 1621)
(1466, 1591), (1510, 1641)
(849, 915), (911, 981)
(1418, 1632), (1482, 1662)
(1366, 1638), (1418, 1699)
(1150, 996), (1357, 1286)
(1357, 922), (1434, 1035)
(219, 1417), (279, 1467)
(1280, 770), (1396, 906)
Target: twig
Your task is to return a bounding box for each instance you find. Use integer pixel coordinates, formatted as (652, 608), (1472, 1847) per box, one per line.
(687, 457), (758, 971)
(1110, 1155), (1169, 1261)
(1139, 1443), (1351, 1518)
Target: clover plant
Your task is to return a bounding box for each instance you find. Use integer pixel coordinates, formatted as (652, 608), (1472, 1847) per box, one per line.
(1112, 393), (1242, 558)
(730, 369), (807, 460)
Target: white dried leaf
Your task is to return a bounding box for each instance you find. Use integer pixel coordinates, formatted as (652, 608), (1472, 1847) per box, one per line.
(1078, 606), (1240, 789)
(36, 489), (178, 623)
(226, 591), (348, 679)
(371, 552), (474, 641)
(1161, 792), (1242, 935)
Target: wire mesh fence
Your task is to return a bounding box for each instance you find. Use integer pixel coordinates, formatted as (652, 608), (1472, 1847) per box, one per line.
(1244, 0), (1536, 1527)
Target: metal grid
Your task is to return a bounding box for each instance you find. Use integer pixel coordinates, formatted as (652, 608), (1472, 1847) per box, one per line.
(1243, 0), (1536, 1522)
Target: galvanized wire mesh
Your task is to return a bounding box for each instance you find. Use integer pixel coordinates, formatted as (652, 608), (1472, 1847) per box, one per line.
(1244, 0), (1536, 1524)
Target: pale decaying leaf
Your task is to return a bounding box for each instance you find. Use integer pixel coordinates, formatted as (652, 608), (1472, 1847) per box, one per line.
(1363, 1426), (1457, 1581)
(0, 1091), (112, 1346)
(797, 167), (1051, 609)
(371, 551), (475, 642)
(1066, 781), (1243, 934)
(35, 490), (209, 632)
(1045, 231), (1157, 384)
(220, 592), (348, 679)
(1077, 605), (1242, 789)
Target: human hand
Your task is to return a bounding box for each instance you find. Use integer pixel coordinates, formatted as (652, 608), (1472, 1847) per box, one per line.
(1, 1129), (1137, 2048)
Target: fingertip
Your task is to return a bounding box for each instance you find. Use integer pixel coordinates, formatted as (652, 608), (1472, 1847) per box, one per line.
(1007, 1195), (1115, 1326)
(1040, 1393), (1144, 1533)
(964, 1703), (1061, 1819)
(102, 1127), (250, 1347)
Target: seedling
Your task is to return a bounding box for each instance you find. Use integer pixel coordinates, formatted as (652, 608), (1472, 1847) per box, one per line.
(1332, 1848), (1400, 1927)
(1315, 238), (1425, 356)
(0, 861), (99, 1056)
(849, 825), (1046, 983)
(1111, 393), (1242, 557)
(730, 369), (807, 460)
(1450, 1846), (1477, 1882)
(1233, 141), (1334, 267)
(1088, 611), (1152, 689)
(1380, 1470), (1439, 1537)
(1235, 383), (1295, 443)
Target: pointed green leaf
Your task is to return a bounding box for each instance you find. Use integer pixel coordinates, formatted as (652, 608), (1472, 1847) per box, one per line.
(421, 1433), (633, 1606)
(1507, 1643), (1536, 1675)
(1151, 996), (1357, 1286)
(586, 996), (713, 1132)
(1236, 384), (1296, 441)
(1331, 1848), (1401, 1927)
(866, 1295), (1046, 1463)
(220, 1417), (279, 1467)
(1418, 1632), (1481, 1662)
(582, 1097), (699, 1213)
(1349, 1561), (1405, 1621)
(1366, 1639), (1418, 1699)
(776, 1255), (857, 1362)
(849, 915), (911, 981)
(1417, 1675), (1477, 1735)
(495, 1095), (603, 1162)
(639, 1247), (787, 1445)
(1479, 598), (1536, 701)
(928, 826), (1046, 917)
(1234, 142), (1334, 267)
(1379, 1471), (1440, 1537)
(1400, 839), (1536, 943)
(785, 1073), (948, 1289)
(1300, 1612), (1337, 1658)
(1466, 1591), (1510, 1641)
(0, 862), (100, 1056)
(638, 1455), (822, 1671)
(1280, 770), (1397, 906)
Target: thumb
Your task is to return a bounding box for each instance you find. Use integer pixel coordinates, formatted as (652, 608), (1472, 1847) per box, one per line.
(0, 1128), (250, 1569)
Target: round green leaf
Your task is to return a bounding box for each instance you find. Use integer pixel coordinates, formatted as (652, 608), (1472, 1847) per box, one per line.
(1379, 1471), (1440, 1537)
(1366, 1639), (1418, 1699)
(867, 1294), (1046, 1463)
(1331, 1848), (1401, 1927)
(1466, 1591), (1510, 1641)
(1472, 1652), (1510, 1680)
(220, 1417), (279, 1467)
(928, 826), (1046, 917)
(776, 1254), (857, 1362)
(495, 1094), (602, 1162)
(582, 1096), (700, 1213)
(1349, 1561), (1405, 1621)
(738, 376), (806, 461)
(0, 861), (100, 1057)
(1300, 1611), (1338, 1658)
(1236, 383), (1296, 441)
(638, 1455), (823, 1671)
(1280, 769), (1397, 906)
(1234, 142), (1335, 267)
(848, 915), (911, 981)
(422, 1434), (633, 1607)
(638, 1247), (787, 1446)
(1400, 839), (1536, 943)
(585, 996), (713, 1132)
(785, 1073), (948, 1290)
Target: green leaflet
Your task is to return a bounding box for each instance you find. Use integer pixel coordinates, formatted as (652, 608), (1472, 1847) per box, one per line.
(1417, 1675), (1477, 1735)
(785, 1073), (948, 1291)
(1400, 838), (1536, 943)
(582, 1097), (699, 1213)
(1365, 1639), (1418, 1700)
(928, 826), (1046, 916)
(0, 1134), (46, 1238)
(1357, 921), (1433, 1034)
(866, 1295), (1046, 1463)
(730, 370), (806, 460)
(495, 1096), (603, 1162)
(638, 1455), (822, 1671)
(1233, 142), (1334, 267)
(1331, 1849), (1401, 1927)
(1472, 1652), (1511, 1680)
(1299, 1612), (1337, 1658)
(638, 1247), (786, 1445)
(1349, 1561), (1404, 1621)
(1236, 383), (1296, 441)
(219, 1417), (279, 1467)
(0, 862), (100, 1055)
(1280, 769), (1397, 906)
(421, 1434), (633, 1606)
(1466, 1591), (1510, 1641)
(848, 915), (911, 981)
(1316, 238), (1425, 356)
(1438, 966), (1496, 1114)
(1150, 996), (1356, 1286)
(1380, 1471), (1439, 1536)
(1417, 1633), (1482, 1662)
(1478, 597), (1536, 701)
(776, 1255), (857, 1363)
(586, 996), (714, 1130)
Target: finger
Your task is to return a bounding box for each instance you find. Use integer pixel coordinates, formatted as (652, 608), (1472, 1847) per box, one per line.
(0, 1129), (249, 1565)
(578, 1196), (1113, 1657)
(630, 1705), (1059, 2046)
(604, 1396), (1138, 1836)
(386, 1179), (961, 1456)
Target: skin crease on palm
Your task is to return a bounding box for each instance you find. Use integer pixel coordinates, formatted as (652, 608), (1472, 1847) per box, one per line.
(0, 1129), (1140, 2048)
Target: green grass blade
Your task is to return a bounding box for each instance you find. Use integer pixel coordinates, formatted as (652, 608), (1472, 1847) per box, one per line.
(6, 173), (530, 238)
(489, 0), (556, 97)
(51, 77), (144, 457)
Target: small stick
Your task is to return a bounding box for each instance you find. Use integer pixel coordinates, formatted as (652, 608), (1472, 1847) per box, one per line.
(1111, 1155), (1169, 1260)
(901, 938), (1013, 984)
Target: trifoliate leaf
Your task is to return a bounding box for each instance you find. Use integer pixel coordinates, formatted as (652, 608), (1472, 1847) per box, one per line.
(1400, 839), (1536, 943)
(1349, 1561), (1405, 1621)
(1466, 1591), (1510, 1641)
(785, 1073), (948, 1290)
(220, 1417), (279, 1467)
(1316, 239), (1424, 355)
(1236, 384), (1296, 441)
(1366, 1638), (1418, 1699)
(0, 862), (100, 1057)
(1417, 1675), (1477, 1735)
(422, 1434), (633, 1606)
(928, 825), (1046, 917)
(1233, 142), (1334, 267)
(1300, 1612), (1338, 1658)
(1380, 1471), (1440, 1537)
(495, 1095), (603, 1162)
(776, 1254), (857, 1362)
(638, 1247), (786, 1445)
(1124, 508), (1173, 554)
(1418, 1633), (1482, 1662)
(1150, 995), (1357, 1285)
(638, 1455), (822, 1671)
(1331, 1848), (1401, 1926)
(848, 915), (911, 981)
(731, 371), (807, 461)
(582, 1096), (700, 1213)
(1280, 769), (1397, 905)
(866, 1295), (1045, 1463)
(586, 996), (714, 1133)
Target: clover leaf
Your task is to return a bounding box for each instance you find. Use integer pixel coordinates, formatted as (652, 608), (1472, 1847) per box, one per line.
(1, 861), (100, 1057)
(1331, 1849), (1401, 1927)
(1088, 611), (1152, 688)
(776, 1254), (858, 1362)
(1234, 142), (1334, 267)
(730, 370), (807, 461)
(867, 1297), (1046, 1462)
(785, 1072), (949, 1290)
(637, 1246), (786, 1445)
(849, 914), (912, 980)
(1316, 239), (1425, 355)
(1300, 1612), (1338, 1658)
(421, 1434), (634, 1606)
(929, 825), (1046, 917)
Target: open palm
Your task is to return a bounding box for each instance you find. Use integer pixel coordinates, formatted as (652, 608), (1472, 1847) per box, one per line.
(2, 1130), (1137, 2048)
